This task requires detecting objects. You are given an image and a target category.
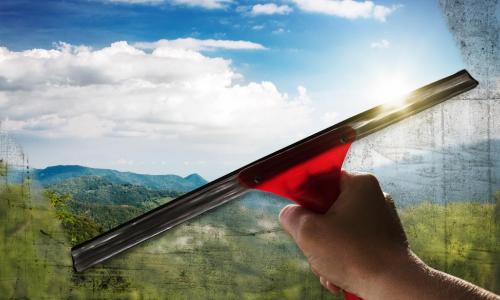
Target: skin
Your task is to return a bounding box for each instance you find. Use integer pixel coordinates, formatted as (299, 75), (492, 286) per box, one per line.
(279, 171), (499, 300)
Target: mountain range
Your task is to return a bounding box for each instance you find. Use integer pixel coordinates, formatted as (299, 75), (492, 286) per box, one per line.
(32, 137), (500, 209)
(33, 165), (207, 192)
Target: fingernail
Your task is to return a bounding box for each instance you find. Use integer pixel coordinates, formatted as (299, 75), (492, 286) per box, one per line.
(279, 205), (293, 223)
(319, 276), (326, 286)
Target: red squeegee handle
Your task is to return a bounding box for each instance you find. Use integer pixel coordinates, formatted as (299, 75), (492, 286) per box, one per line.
(238, 126), (362, 300)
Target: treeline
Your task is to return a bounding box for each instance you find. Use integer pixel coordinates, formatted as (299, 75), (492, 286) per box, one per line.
(49, 175), (182, 206)
(45, 175), (182, 244)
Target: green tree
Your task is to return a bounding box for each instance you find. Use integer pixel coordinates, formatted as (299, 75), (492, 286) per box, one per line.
(44, 189), (102, 245)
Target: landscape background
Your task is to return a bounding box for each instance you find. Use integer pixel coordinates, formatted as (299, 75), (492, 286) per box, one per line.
(0, 126), (498, 299)
(1, 0), (499, 299)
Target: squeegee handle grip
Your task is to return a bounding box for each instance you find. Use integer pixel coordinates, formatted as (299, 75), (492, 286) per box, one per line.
(295, 173), (363, 300)
(238, 126), (362, 300)
(290, 177), (365, 300)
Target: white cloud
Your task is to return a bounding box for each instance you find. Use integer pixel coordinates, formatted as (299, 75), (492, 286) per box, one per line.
(0, 40), (314, 151)
(252, 24), (265, 30)
(372, 4), (397, 21)
(370, 39), (390, 48)
(292, 0), (400, 22)
(104, 0), (164, 4)
(171, 0), (232, 9)
(102, 0), (232, 8)
(134, 38), (266, 51)
(251, 3), (293, 15)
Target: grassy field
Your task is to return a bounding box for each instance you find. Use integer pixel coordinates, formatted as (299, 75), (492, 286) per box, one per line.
(0, 180), (498, 299)
(401, 200), (499, 291)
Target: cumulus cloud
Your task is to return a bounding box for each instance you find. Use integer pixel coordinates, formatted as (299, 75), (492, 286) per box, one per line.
(251, 3), (293, 15)
(0, 40), (314, 149)
(292, 0), (400, 22)
(134, 38), (266, 51)
(370, 39), (390, 48)
(171, 0), (232, 9)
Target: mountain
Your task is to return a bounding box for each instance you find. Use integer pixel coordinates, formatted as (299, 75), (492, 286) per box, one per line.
(33, 139), (500, 231)
(47, 175), (182, 231)
(33, 165), (207, 192)
(48, 175), (179, 206)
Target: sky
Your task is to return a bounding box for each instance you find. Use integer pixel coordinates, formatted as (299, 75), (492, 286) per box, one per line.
(0, 0), (464, 179)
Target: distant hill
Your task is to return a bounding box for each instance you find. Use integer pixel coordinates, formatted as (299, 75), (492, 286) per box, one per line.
(48, 175), (179, 206)
(47, 175), (182, 230)
(33, 165), (207, 192)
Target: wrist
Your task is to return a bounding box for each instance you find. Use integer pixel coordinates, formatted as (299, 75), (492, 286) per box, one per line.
(361, 249), (430, 300)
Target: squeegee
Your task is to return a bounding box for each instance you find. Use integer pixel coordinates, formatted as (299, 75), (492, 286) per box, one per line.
(71, 70), (478, 300)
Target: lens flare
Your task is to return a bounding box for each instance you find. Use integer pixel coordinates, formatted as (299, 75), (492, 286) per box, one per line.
(369, 75), (413, 106)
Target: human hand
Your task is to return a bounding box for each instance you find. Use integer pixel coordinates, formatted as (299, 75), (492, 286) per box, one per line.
(278, 171), (411, 299)
(279, 170), (499, 300)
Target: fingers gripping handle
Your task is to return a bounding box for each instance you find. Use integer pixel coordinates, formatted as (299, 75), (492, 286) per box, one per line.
(238, 127), (362, 300)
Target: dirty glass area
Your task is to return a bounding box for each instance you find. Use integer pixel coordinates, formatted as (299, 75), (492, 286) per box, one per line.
(1, 2), (499, 300)
(344, 0), (500, 293)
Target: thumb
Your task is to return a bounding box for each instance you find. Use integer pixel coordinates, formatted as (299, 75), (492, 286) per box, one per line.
(279, 204), (317, 241)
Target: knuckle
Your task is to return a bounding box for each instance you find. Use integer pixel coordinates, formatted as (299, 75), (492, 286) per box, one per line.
(296, 214), (320, 244)
(347, 172), (385, 204)
(341, 171), (379, 192)
(350, 172), (380, 190)
(298, 214), (317, 233)
(360, 172), (379, 186)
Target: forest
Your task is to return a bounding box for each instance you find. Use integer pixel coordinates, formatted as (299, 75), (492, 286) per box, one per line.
(0, 167), (498, 299)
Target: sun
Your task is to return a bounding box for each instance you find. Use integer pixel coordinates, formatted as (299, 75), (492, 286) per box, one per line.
(368, 74), (414, 106)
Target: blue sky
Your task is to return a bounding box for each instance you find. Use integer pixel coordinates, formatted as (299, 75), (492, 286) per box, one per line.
(0, 0), (464, 179)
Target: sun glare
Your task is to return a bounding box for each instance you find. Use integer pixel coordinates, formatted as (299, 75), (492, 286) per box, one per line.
(368, 75), (413, 107)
